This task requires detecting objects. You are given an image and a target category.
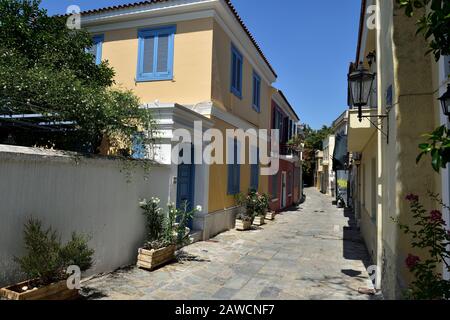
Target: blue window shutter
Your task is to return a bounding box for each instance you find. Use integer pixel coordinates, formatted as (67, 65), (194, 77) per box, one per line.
(252, 72), (261, 112)
(234, 139), (240, 193)
(228, 138), (240, 195)
(142, 36), (155, 73)
(250, 147), (259, 191)
(89, 35), (104, 65)
(230, 45), (243, 98)
(137, 26), (175, 81)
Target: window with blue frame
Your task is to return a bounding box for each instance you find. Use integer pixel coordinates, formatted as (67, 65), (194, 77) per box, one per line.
(137, 26), (175, 82)
(250, 147), (259, 191)
(252, 72), (261, 112)
(88, 35), (104, 65)
(230, 45), (243, 98)
(227, 138), (240, 195)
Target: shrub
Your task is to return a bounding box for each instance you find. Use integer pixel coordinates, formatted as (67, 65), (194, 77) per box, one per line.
(16, 218), (94, 286)
(393, 193), (450, 299)
(140, 198), (198, 250)
(235, 190), (259, 221)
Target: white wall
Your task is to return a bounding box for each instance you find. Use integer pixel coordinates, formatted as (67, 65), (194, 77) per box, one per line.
(0, 145), (171, 287)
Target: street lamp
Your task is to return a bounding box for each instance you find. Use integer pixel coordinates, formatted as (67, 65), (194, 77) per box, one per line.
(348, 62), (376, 122)
(439, 84), (450, 121)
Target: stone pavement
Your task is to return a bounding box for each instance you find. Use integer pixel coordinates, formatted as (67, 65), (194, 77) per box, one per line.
(81, 188), (380, 300)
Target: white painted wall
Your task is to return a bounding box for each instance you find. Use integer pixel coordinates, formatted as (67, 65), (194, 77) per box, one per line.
(0, 145), (171, 287)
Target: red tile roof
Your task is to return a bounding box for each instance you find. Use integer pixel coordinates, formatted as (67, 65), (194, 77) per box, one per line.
(77, 0), (277, 78)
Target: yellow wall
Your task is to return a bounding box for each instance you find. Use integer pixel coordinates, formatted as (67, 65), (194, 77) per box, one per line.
(100, 18), (214, 105)
(358, 132), (378, 261)
(97, 17), (273, 214)
(211, 21), (271, 130)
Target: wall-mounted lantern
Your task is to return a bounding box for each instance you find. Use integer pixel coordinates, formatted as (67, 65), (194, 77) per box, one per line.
(348, 63), (376, 122)
(439, 84), (450, 121)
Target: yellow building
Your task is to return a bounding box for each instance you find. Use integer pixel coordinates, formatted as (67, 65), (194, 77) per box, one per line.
(81, 0), (299, 240)
(347, 0), (448, 298)
(314, 150), (323, 192)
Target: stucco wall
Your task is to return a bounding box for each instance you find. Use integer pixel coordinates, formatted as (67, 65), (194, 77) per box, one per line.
(99, 18), (214, 105)
(359, 133), (378, 262)
(211, 20), (271, 130)
(376, 0), (441, 299)
(0, 145), (171, 287)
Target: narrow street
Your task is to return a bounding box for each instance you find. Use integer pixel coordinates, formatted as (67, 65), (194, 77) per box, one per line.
(82, 188), (379, 300)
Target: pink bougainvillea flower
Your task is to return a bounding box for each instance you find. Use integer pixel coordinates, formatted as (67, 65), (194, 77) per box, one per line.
(405, 254), (420, 270)
(429, 210), (443, 223)
(405, 194), (419, 202)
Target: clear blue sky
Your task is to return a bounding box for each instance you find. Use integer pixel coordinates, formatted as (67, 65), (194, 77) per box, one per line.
(40, 0), (360, 129)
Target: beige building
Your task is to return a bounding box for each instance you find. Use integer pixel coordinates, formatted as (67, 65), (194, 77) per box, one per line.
(314, 150), (324, 192)
(347, 0), (449, 298)
(322, 135), (335, 197)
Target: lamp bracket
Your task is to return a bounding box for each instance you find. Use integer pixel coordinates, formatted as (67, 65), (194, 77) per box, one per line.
(360, 113), (389, 143)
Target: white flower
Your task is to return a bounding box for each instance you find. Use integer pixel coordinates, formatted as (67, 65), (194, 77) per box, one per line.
(196, 205), (202, 212)
(138, 199), (147, 206)
(151, 197), (160, 204)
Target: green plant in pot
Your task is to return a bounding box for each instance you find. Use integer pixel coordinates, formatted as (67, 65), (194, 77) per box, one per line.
(235, 190), (259, 230)
(137, 197), (198, 270)
(0, 218), (94, 300)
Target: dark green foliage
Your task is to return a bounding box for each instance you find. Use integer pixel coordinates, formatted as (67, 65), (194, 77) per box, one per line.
(301, 125), (333, 185)
(416, 125), (450, 172)
(59, 233), (94, 272)
(397, 0), (450, 61)
(15, 218), (94, 285)
(394, 193), (450, 299)
(140, 199), (198, 250)
(0, 0), (152, 153)
(235, 190), (259, 221)
(140, 198), (165, 242)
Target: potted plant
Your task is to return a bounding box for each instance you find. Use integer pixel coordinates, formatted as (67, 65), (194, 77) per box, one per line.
(261, 193), (275, 221)
(1, 218), (94, 300)
(253, 193), (267, 226)
(137, 198), (197, 271)
(235, 190), (258, 231)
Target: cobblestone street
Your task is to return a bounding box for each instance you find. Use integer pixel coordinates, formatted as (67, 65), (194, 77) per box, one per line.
(81, 188), (379, 300)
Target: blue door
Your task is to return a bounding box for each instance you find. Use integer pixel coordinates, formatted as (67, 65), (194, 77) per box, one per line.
(176, 147), (195, 229)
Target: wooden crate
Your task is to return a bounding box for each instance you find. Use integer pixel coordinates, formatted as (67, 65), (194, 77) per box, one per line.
(235, 219), (252, 231)
(137, 245), (176, 271)
(253, 216), (265, 226)
(0, 279), (79, 300)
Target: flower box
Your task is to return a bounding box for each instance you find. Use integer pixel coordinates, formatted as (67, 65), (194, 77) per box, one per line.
(137, 245), (176, 271)
(235, 219), (252, 231)
(0, 279), (79, 300)
(253, 216), (265, 226)
(265, 211), (276, 220)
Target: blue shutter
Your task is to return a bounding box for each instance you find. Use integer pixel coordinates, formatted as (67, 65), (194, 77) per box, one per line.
(228, 138), (240, 195)
(137, 26), (175, 81)
(250, 147), (259, 191)
(142, 36), (155, 73)
(252, 72), (261, 112)
(234, 140), (240, 194)
(89, 35), (104, 65)
(230, 45), (243, 98)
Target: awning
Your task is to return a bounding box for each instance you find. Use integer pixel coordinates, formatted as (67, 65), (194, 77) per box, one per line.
(333, 133), (348, 171)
